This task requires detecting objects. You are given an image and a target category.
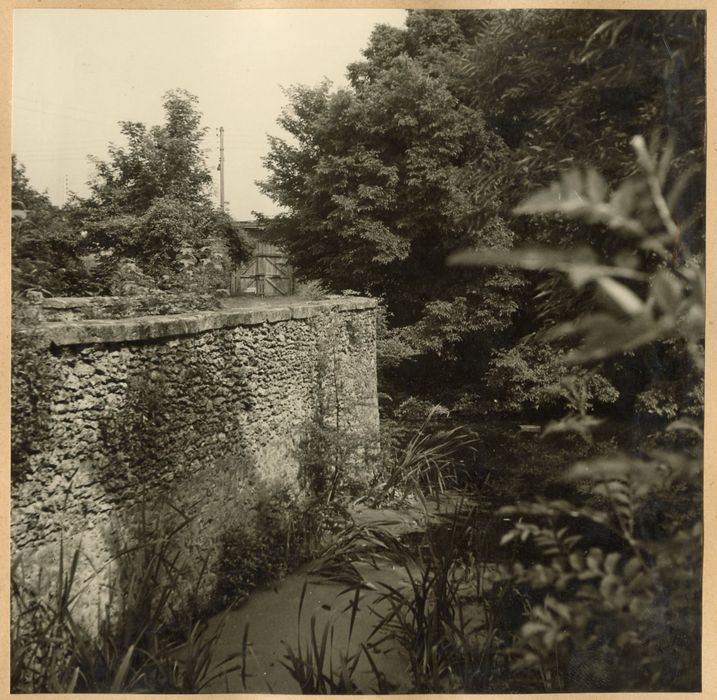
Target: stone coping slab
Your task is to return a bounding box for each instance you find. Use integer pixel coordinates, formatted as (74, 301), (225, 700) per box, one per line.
(18, 297), (377, 347)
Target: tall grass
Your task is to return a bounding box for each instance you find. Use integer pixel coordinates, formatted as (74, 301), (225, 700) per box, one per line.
(281, 412), (508, 693)
(11, 500), (243, 693)
(308, 503), (514, 693)
(10, 411), (492, 693)
(12, 538), (83, 692)
(280, 579), (366, 694)
(366, 405), (478, 506)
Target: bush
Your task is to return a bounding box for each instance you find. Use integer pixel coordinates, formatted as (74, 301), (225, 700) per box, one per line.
(393, 396), (449, 421)
(498, 441), (702, 691)
(215, 482), (306, 604)
(306, 136), (704, 694)
(486, 341), (619, 415)
(453, 136), (703, 691)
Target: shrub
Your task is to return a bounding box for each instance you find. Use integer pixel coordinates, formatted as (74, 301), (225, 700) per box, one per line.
(486, 341), (619, 415)
(452, 136), (703, 691)
(215, 481), (308, 604)
(394, 396), (449, 422)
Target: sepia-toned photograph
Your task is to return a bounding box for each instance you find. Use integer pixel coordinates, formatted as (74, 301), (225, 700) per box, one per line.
(10, 6), (705, 694)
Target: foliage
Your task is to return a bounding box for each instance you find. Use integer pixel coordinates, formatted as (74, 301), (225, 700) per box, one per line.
(366, 406), (476, 505)
(83, 89), (212, 215)
(393, 289), (520, 361)
(279, 580), (365, 694)
(456, 10), (704, 408)
(11, 540), (83, 692)
(450, 137), (704, 367)
(453, 138), (703, 691)
(634, 383), (680, 419)
(70, 89), (250, 293)
(374, 301), (417, 370)
(12, 91), (252, 298)
(296, 414), (345, 503)
(293, 279), (330, 300)
(363, 516), (488, 692)
(298, 131), (704, 694)
(212, 210), (254, 267)
(10, 310), (54, 482)
(498, 438), (702, 691)
(628, 338), (704, 418)
(95, 365), (313, 606)
(462, 10), (705, 207)
(486, 342), (619, 415)
(295, 314), (379, 508)
(284, 416), (494, 693)
(260, 10), (704, 401)
(310, 505), (514, 693)
(216, 481), (317, 605)
(11, 501), (242, 693)
(393, 396), (447, 422)
(259, 14), (522, 355)
(11, 156), (94, 295)
(104, 197), (203, 279)
(292, 380), (365, 557)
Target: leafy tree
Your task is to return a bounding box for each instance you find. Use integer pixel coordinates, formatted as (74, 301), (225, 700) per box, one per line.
(455, 135), (703, 692)
(11, 155), (93, 295)
(461, 10), (705, 413)
(260, 10), (704, 406)
(486, 342), (619, 416)
(259, 15), (523, 359)
(84, 89), (212, 216)
(454, 9), (705, 280)
(73, 89), (249, 292)
(464, 11), (705, 175)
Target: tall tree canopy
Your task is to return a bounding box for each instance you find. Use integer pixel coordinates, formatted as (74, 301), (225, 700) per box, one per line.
(260, 9), (705, 407)
(260, 12), (523, 355)
(84, 89), (213, 216)
(73, 89), (250, 292)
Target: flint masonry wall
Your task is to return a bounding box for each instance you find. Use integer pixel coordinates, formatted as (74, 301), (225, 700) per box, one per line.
(11, 297), (379, 608)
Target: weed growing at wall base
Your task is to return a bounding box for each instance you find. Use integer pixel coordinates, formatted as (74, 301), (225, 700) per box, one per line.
(11, 500), (241, 693)
(216, 480), (312, 605)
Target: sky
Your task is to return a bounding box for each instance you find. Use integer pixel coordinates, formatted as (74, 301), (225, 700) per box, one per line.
(12, 9), (407, 220)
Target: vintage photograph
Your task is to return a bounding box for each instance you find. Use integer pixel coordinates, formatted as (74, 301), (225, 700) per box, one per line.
(10, 7), (705, 693)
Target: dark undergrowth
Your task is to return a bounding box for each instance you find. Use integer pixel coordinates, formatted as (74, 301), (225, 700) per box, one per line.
(277, 140), (704, 693)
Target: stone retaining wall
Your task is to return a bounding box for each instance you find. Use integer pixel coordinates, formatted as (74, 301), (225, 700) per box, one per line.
(11, 297), (379, 612)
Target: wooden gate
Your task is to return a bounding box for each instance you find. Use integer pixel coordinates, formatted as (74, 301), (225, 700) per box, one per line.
(230, 242), (294, 297)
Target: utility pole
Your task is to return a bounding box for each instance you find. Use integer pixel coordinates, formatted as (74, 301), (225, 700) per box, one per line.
(64, 174), (69, 205)
(218, 126), (225, 211)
